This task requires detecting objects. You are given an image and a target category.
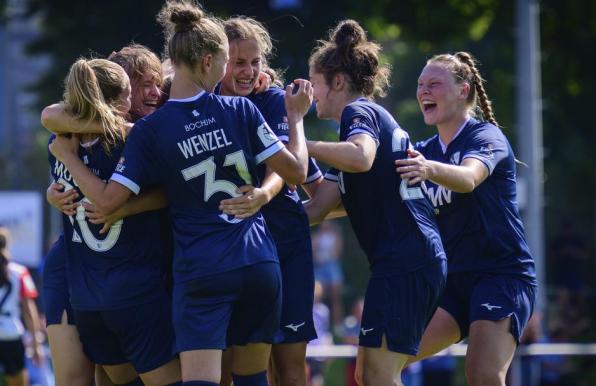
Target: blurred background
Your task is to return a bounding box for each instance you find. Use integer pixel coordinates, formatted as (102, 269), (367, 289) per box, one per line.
(0, 0), (595, 385)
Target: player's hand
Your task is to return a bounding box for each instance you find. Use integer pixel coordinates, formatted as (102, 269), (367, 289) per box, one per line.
(285, 79), (313, 121)
(219, 185), (269, 219)
(31, 343), (44, 366)
(395, 149), (432, 185)
(46, 182), (78, 216)
(83, 201), (123, 234)
(254, 71), (272, 94)
(49, 134), (80, 162)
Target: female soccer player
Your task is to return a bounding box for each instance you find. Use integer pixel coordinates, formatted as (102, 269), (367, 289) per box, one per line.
(302, 20), (447, 386)
(216, 16), (322, 386)
(48, 1), (313, 386)
(42, 44), (170, 386)
(395, 52), (536, 386)
(47, 58), (180, 386)
(0, 226), (43, 386)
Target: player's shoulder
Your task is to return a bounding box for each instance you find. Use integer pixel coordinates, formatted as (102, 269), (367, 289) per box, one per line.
(465, 118), (507, 143)
(8, 261), (28, 276)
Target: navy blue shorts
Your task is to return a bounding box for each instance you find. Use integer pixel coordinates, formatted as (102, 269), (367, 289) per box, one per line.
(42, 236), (75, 326)
(173, 261), (282, 352)
(441, 272), (536, 342)
(276, 238), (317, 344)
(74, 290), (176, 373)
(359, 260), (447, 355)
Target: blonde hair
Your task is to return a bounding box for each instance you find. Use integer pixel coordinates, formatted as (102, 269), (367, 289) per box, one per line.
(63, 58), (128, 151)
(157, 0), (227, 69)
(428, 52), (499, 127)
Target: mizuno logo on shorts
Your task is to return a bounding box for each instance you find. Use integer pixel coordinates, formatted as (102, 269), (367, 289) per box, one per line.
(285, 322), (305, 332)
(480, 303), (502, 311)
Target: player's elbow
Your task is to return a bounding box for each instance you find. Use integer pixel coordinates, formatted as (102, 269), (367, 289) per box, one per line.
(283, 168), (307, 186)
(41, 104), (63, 133)
(344, 154), (373, 173)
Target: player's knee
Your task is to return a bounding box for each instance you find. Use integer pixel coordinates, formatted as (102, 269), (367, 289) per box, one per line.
(361, 366), (389, 386)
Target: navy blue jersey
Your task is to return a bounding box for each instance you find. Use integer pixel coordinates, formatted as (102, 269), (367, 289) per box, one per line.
(48, 135), (167, 310)
(111, 91), (282, 283)
(324, 99), (445, 276)
(248, 87), (321, 242)
(415, 118), (536, 284)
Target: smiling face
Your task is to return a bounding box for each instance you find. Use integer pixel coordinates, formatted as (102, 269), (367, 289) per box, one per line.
(416, 63), (469, 127)
(220, 39), (262, 96)
(130, 72), (161, 118)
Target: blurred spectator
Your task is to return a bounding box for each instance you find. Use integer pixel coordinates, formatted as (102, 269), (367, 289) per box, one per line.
(312, 220), (345, 329)
(540, 328), (574, 386)
(549, 219), (590, 306)
(0, 226), (45, 386)
(307, 281), (333, 386)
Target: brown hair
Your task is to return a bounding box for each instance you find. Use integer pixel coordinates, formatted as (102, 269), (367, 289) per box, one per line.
(309, 19), (390, 98)
(63, 58), (128, 152)
(428, 52), (499, 127)
(108, 44), (163, 87)
(157, 0), (227, 69)
(223, 17), (284, 86)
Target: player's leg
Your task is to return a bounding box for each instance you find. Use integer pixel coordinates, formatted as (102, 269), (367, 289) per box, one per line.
(271, 343), (308, 386)
(229, 262), (282, 386)
(271, 238), (316, 386)
(360, 336), (408, 386)
(404, 307), (460, 364)
(359, 260), (446, 386)
(219, 348), (233, 386)
(464, 275), (536, 386)
(465, 318), (515, 386)
(47, 311), (95, 386)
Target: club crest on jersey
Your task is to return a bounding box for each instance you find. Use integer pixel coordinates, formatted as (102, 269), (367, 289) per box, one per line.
(450, 151), (460, 165)
(257, 122), (277, 147)
(479, 144), (495, 160)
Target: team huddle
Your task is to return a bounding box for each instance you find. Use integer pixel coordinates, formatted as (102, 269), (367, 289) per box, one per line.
(21, 0), (538, 385)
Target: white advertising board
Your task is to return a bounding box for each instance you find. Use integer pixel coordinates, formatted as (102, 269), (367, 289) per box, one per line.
(0, 191), (43, 267)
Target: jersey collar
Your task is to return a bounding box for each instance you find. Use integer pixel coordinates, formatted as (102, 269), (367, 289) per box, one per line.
(439, 117), (470, 154)
(168, 90), (206, 103)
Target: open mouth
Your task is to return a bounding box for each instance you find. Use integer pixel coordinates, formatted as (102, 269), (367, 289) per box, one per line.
(236, 79), (254, 89)
(143, 100), (158, 108)
(422, 100), (437, 113)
